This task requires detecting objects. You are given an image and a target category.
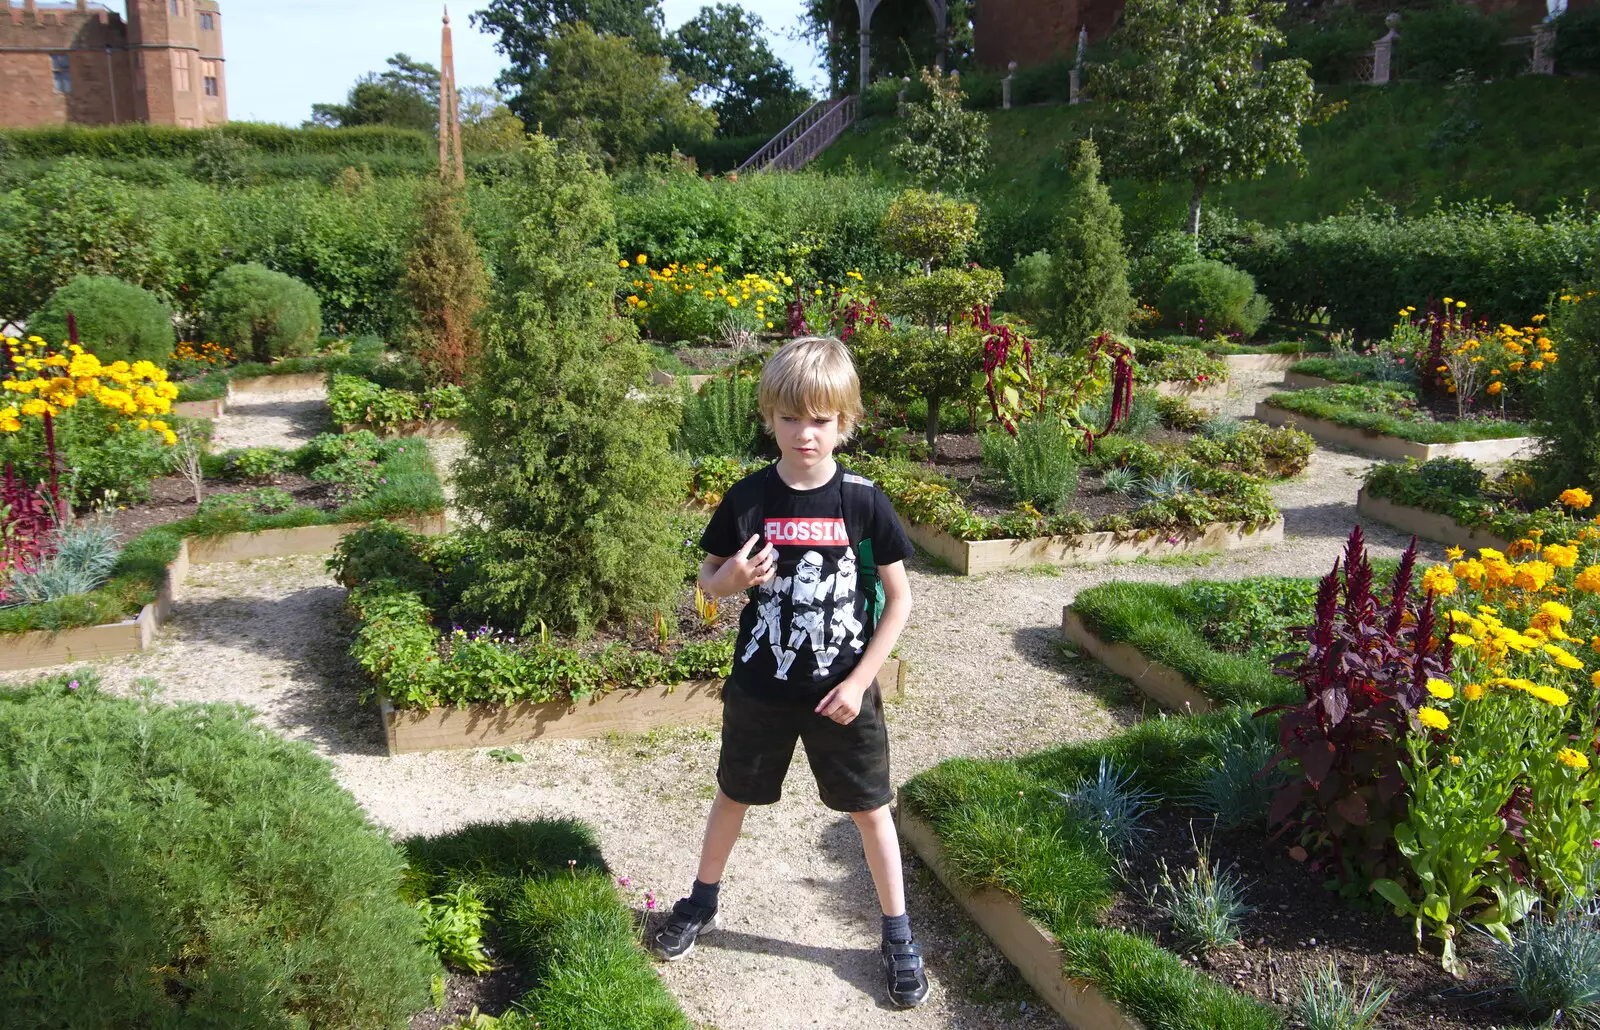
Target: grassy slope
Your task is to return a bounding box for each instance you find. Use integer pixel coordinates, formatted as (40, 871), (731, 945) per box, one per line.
(815, 78), (1600, 226)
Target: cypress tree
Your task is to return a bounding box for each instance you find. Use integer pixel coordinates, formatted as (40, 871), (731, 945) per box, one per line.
(454, 135), (685, 635)
(402, 179), (488, 387)
(1047, 138), (1136, 347)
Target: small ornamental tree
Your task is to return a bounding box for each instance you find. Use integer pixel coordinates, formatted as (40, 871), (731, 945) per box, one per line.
(402, 180), (489, 386)
(880, 189), (979, 275)
(28, 275), (175, 366)
(202, 263), (321, 363)
(1096, 0), (1317, 235)
(1046, 139), (1135, 347)
(454, 135), (684, 636)
(890, 67), (990, 193)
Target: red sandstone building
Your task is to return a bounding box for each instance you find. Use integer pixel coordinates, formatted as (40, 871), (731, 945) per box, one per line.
(0, 0), (226, 129)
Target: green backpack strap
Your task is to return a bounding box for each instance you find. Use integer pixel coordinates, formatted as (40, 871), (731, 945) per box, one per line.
(857, 538), (885, 629)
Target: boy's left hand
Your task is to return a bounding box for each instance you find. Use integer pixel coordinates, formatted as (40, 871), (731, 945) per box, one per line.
(815, 677), (869, 724)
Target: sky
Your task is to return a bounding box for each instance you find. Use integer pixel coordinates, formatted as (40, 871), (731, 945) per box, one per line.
(178, 0), (824, 126)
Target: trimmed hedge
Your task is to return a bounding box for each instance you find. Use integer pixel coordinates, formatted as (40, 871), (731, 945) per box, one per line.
(0, 122), (432, 160)
(1222, 202), (1600, 338)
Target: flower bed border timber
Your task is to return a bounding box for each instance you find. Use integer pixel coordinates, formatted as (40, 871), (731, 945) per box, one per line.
(227, 372), (329, 397)
(0, 515), (447, 672)
(378, 656), (907, 755)
(1217, 351), (1328, 372)
(1059, 606), (1213, 714)
(898, 514), (1284, 576)
(1152, 379), (1231, 404)
(1355, 486), (1512, 553)
(171, 397), (228, 419)
(1281, 370), (1336, 391)
(1253, 401), (1541, 463)
(898, 809), (1141, 1030)
(650, 370), (714, 393)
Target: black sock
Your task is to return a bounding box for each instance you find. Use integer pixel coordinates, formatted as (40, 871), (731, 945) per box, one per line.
(689, 878), (720, 910)
(882, 913), (912, 943)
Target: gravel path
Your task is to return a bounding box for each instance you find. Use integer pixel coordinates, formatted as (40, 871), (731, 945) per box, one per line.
(208, 387), (331, 450)
(6, 372), (1454, 1030)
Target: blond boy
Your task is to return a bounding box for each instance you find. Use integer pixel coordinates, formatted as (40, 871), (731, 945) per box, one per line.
(651, 337), (926, 1008)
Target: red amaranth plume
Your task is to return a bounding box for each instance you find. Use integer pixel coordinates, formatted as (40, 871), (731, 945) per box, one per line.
(1384, 537), (1419, 638)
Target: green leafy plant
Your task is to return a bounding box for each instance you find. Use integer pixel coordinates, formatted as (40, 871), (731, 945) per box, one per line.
(879, 188), (978, 275)
(678, 372), (761, 458)
(1146, 837), (1252, 952)
(1187, 421), (1314, 478)
(1139, 468), (1191, 500)
(1540, 288), (1600, 503)
(1159, 261), (1271, 340)
(327, 373), (466, 430)
(980, 420), (1080, 513)
(890, 67), (989, 192)
(196, 487), (298, 518)
(221, 446), (294, 482)
(416, 883), (495, 974)
(1293, 960), (1393, 1030)
(27, 274), (174, 365)
(1100, 466), (1138, 495)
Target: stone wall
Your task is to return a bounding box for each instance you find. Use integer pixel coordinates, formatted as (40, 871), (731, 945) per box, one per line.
(973, 0), (1121, 70)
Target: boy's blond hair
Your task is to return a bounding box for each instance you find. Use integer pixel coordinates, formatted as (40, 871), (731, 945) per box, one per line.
(758, 336), (865, 441)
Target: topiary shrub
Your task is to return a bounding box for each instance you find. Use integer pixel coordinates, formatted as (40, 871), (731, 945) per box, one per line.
(0, 673), (439, 1027)
(27, 274), (174, 364)
(1159, 260), (1271, 339)
(202, 262), (321, 363)
(1046, 138), (1135, 348)
(454, 135), (686, 636)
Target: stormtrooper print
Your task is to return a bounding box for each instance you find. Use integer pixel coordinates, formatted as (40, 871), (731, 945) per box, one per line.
(829, 550), (865, 653)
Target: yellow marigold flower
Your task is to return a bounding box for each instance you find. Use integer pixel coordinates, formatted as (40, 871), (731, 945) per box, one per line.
(619, 260), (630, 268)
(1487, 381), (1502, 395)
(19, 398), (48, 417)
(1560, 488), (1594, 510)
(1513, 561), (1555, 591)
(1426, 678), (1454, 700)
(1531, 360), (1545, 371)
(1556, 748), (1590, 771)
(1543, 544), (1580, 568)
(1449, 632), (1478, 649)
(1526, 684), (1570, 707)
(1418, 707), (1450, 731)
(1445, 546), (1465, 560)
(1510, 360), (1525, 371)
(1593, 670), (1600, 688)
(1422, 567), (1458, 596)
(1480, 548), (1505, 561)
(1540, 601), (1573, 622)
(1449, 755), (1462, 765)
(162, 429), (177, 446)
(1543, 644), (1584, 670)
(1463, 683), (1486, 701)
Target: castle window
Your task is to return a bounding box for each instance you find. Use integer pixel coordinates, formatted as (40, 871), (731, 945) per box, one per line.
(51, 54), (71, 94)
(203, 60), (219, 97)
(174, 50), (191, 93)
(200, 11), (214, 30)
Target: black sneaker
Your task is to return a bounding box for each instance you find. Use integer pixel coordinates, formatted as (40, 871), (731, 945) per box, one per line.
(881, 938), (929, 1008)
(651, 898), (719, 961)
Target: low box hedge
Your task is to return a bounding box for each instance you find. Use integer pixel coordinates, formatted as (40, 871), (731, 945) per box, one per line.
(1262, 383), (1535, 444)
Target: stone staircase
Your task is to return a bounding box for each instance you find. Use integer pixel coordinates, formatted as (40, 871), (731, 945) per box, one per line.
(736, 95), (858, 174)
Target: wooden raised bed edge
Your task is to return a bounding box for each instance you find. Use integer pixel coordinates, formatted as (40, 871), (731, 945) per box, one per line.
(650, 370), (715, 392)
(1153, 378), (1231, 403)
(172, 397), (227, 419)
(1356, 488), (1512, 553)
(341, 419), (463, 439)
(1281, 371), (1335, 391)
(1254, 402), (1540, 463)
(227, 372), (329, 397)
(379, 657), (908, 755)
(1060, 607), (1213, 714)
(0, 514), (448, 672)
(898, 514), (1284, 576)
(1218, 351), (1328, 372)
(898, 809), (1142, 1030)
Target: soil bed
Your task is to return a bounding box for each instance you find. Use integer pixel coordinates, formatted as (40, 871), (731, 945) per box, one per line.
(1106, 808), (1514, 1030)
(408, 963), (526, 1030)
(108, 474), (341, 539)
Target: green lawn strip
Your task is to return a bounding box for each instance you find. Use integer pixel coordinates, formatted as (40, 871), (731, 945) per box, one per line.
(1069, 580), (1299, 708)
(1205, 342), (1330, 357)
(1286, 356), (1392, 384)
(900, 716), (1281, 1030)
(0, 445), (444, 636)
(174, 370), (231, 402)
(1262, 385), (1535, 443)
(405, 821), (691, 1030)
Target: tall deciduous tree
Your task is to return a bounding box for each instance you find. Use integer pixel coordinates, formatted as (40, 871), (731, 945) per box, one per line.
(1095, 0), (1317, 235)
(457, 86), (528, 152)
(666, 4), (811, 138)
(472, 0), (665, 115)
(521, 23), (715, 167)
(309, 53), (442, 131)
(1047, 138), (1135, 346)
(455, 135), (684, 635)
(890, 67), (989, 193)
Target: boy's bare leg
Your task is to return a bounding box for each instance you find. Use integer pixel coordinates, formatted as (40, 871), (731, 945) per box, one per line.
(850, 804), (906, 917)
(696, 789), (750, 884)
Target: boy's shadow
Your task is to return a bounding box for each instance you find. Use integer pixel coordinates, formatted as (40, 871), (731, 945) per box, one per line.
(695, 928), (896, 1008)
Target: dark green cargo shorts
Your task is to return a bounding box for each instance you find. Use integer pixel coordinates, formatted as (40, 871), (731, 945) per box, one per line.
(717, 678), (893, 813)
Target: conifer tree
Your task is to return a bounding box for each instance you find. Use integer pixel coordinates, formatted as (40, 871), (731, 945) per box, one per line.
(1047, 138), (1135, 347)
(403, 179), (489, 386)
(454, 135), (684, 635)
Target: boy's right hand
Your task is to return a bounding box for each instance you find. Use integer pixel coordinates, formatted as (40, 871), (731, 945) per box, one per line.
(713, 534), (777, 594)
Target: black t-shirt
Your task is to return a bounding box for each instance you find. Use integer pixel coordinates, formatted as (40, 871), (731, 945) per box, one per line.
(700, 462), (913, 701)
